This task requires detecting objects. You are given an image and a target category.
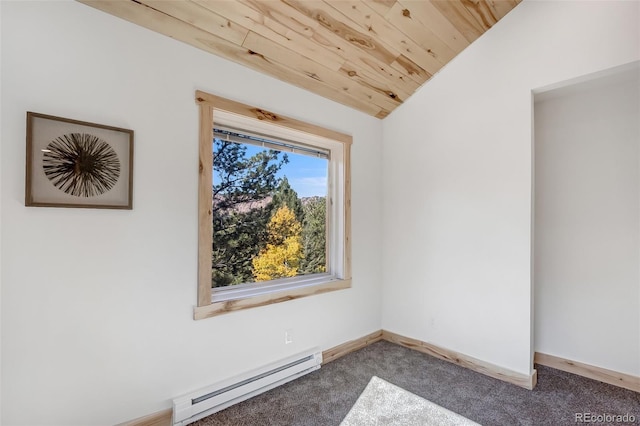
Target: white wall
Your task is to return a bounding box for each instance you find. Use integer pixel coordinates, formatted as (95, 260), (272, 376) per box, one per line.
(382, 0), (640, 376)
(534, 66), (640, 376)
(0, 1), (3, 421)
(0, 2), (383, 425)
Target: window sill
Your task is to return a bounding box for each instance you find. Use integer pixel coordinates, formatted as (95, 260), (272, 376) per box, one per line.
(194, 278), (351, 320)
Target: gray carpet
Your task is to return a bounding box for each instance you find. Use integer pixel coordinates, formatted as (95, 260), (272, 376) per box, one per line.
(193, 340), (640, 426)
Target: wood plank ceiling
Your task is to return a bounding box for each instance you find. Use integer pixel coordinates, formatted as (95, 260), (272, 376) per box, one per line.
(79, 0), (521, 118)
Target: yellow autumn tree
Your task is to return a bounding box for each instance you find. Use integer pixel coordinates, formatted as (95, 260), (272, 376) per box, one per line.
(252, 206), (303, 281)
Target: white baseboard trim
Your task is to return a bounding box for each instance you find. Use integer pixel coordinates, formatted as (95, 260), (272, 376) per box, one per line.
(534, 352), (639, 393)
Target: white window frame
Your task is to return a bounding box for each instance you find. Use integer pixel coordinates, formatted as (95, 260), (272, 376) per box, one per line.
(194, 91), (351, 320)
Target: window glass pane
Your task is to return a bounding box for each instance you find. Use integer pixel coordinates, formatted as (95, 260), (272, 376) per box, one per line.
(212, 138), (328, 288)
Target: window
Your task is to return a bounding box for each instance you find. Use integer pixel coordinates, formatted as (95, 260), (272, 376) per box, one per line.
(212, 128), (330, 286)
(195, 91), (351, 319)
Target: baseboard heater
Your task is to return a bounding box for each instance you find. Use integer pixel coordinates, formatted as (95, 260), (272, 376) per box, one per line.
(172, 347), (322, 426)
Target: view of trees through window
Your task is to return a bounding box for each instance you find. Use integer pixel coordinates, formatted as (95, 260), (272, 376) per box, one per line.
(212, 136), (328, 288)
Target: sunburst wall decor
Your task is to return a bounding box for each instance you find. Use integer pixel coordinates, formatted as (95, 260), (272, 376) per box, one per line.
(25, 112), (134, 209)
(43, 133), (121, 197)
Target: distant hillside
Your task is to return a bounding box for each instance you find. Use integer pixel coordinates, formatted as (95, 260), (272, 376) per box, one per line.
(213, 195), (272, 214)
(300, 196), (324, 206)
(214, 195), (324, 214)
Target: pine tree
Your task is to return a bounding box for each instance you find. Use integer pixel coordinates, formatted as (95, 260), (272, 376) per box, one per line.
(300, 197), (326, 274)
(270, 177), (304, 223)
(212, 140), (288, 287)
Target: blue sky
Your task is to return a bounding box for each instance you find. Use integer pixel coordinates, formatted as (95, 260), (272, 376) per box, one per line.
(215, 141), (328, 198)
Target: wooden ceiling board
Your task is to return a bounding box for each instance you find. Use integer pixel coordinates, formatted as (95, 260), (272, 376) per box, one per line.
(242, 31), (401, 111)
(205, 0), (416, 98)
(78, 0), (521, 118)
(245, 0), (425, 93)
(142, 0), (249, 46)
(79, 1), (252, 61)
(323, 0), (450, 72)
(340, 62), (412, 102)
(223, 0), (402, 114)
(392, 1), (470, 53)
(240, 0), (320, 37)
(365, 0), (397, 17)
(80, 0), (386, 117)
(281, 1), (428, 78)
(237, 33), (391, 116)
(193, 0), (345, 72)
(462, 0), (519, 29)
(430, 0), (485, 42)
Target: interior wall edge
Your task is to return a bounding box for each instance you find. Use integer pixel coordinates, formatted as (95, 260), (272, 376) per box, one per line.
(531, 59), (640, 97)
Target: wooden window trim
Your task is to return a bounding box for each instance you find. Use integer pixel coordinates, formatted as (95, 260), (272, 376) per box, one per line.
(194, 90), (352, 320)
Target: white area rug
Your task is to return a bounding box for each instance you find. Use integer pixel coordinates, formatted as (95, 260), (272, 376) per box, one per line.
(340, 376), (481, 426)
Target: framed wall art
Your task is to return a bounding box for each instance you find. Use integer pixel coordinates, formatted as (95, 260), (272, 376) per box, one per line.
(25, 112), (134, 209)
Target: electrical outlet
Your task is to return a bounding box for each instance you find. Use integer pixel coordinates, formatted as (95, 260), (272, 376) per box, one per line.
(284, 329), (293, 344)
